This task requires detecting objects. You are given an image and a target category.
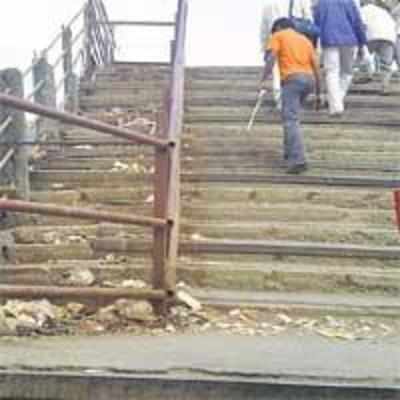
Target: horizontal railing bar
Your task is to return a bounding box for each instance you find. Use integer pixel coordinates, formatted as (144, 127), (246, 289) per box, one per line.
(0, 148), (15, 172)
(22, 62), (37, 80)
(0, 285), (167, 302)
(0, 141), (152, 146)
(0, 94), (170, 148)
(23, 7), (85, 79)
(0, 199), (168, 227)
(100, 20), (175, 27)
(52, 28), (85, 72)
(72, 49), (82, 68)
(0, 116), (13, 136)
(42, 5), (85, 56)
(71, 27), (85, 48)
(65, 4), (86, 30)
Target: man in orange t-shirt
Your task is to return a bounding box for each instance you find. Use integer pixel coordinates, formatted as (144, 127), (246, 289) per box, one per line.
(261, 18), (321, 174)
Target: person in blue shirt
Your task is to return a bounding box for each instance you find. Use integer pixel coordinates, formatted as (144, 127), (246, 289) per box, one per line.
(314, 0), (367, 116)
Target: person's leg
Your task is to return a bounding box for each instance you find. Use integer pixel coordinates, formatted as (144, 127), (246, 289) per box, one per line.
(375, 40), (395, 94)
(323, 47), (343, 114)
(272, 63), (282, 110)
(281, 78), (310, 172)
(363, 44), (375, 78)
(339, 46), (356, 104)
(394, 35), (400, 70)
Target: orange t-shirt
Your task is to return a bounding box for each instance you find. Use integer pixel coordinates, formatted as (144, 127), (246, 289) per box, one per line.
(266, 29), (315, 81)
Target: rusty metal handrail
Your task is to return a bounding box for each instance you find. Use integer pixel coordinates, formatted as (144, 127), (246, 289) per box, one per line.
(0, 1), (188, 311)
(0, 94), (170, 148)
(102, 20), (176, 27)
(0, 199), (168, 228)
(0, 286), (167, 303)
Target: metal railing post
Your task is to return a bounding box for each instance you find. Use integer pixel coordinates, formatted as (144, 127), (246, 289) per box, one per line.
(0, 69), (30, 200)
(33, 55), (60, 144)
(153, 98), (172, 313)
(62, 25), (78, 112)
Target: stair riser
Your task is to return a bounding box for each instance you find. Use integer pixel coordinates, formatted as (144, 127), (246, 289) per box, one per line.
(1, 264), (398, 297)
(30, 186), (393, 210)
(11, 222), (398, 247)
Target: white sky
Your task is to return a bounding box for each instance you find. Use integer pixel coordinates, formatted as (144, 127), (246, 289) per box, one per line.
(0, 0), (265, 71)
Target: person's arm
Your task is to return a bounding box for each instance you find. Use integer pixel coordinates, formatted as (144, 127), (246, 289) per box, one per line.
(260, 33), (279, 89)
(351, 2), (368, 56)
(310, 51), (322, 110)
(261, 50), (277, 86)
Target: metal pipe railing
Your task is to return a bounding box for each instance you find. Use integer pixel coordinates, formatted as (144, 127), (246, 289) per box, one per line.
(0, 148), (15, 172)
(0, 285), (167, 303)
(0, 199), (168, 228)
(0, 0), (187, 311)
(0, 94), (170, 148)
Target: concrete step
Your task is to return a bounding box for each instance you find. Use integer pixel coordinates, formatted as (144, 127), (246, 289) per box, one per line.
(8, 243), (94, 264)
(1, 257), (399, 298)
(183, 172), (400, 188)
(65, 123), (400, 143)
(37, 155), (400, 175)
(185, 107), (400, 126)
(79, 91), (400, 110)
(30, 168), (400, 191)
(180, 259), (400, 296)
(11, 215), (398, 247)
(30, 184), (393, 210)
(92, 237), (400, 260)
(194, 288), (400, 318)
(18, 200), (395, 226)
(31, 170), (151, 190)
(180, 222), (399, 247)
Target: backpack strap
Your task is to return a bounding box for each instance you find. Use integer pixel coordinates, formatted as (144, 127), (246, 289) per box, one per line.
(289, 0), (294, 18)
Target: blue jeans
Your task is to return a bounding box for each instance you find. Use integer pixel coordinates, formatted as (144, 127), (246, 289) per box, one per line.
(281, 74), (314, 167)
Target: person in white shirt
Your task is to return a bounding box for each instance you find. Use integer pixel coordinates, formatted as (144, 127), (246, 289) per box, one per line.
(260, 0), (313, 109)
(390, 1), (400, 70)
(361, 0), (397, 93)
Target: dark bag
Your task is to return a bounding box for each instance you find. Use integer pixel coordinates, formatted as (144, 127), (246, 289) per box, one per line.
(289, 0), (320, 40)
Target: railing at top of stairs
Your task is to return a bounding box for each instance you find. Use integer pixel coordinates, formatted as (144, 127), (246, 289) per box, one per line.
(0, 0), (189, 312)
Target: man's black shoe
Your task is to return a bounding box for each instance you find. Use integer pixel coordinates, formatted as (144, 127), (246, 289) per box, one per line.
(286, 163), (308, 174)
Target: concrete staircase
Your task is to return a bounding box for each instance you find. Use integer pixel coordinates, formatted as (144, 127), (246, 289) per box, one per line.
(4, 63), (400, 316)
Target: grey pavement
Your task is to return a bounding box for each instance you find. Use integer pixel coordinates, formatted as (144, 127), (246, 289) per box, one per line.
(0, 332), (399, 386)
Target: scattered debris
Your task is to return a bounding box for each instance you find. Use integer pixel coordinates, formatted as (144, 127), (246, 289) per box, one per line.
(176, 290), (202, 312)
(145, 194), (154, 204)
(190, 233), (206, 241)
(112, 161), (129, 172)
(120, 280), (147, 289)
(62, 268), (96, 287)
(51, 183), (65, 190)
(114, 299), (155, 322)
(0, 299), (397, 340)
(0, 300), (59, 335)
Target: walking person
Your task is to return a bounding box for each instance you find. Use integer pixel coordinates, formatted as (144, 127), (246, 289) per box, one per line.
(314, 0), (367, 116)
(390, 1), (400, 71)
(361, 0), (397, 94)
(261, 18), (321, 174)
(260, 0), (313, 110)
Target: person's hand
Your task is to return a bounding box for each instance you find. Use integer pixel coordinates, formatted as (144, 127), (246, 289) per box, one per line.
(259, 80), (269, 91)
(357, 47), (365, 62)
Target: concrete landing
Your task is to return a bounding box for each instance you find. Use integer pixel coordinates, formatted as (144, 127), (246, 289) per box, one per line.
(0, 333), (399, 388)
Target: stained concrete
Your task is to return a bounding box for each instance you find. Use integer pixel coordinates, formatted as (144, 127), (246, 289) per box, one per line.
(0, 333), (399, 387)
